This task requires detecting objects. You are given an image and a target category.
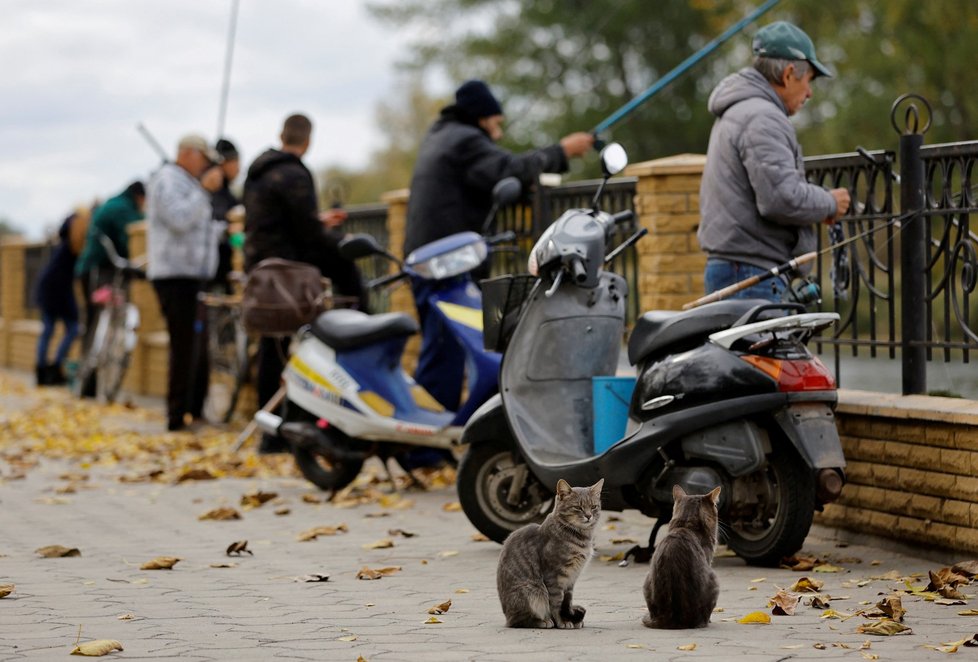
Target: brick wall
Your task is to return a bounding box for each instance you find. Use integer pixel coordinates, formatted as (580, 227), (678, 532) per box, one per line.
(818, 390), (978, 553)
(627, 154), (707, 313)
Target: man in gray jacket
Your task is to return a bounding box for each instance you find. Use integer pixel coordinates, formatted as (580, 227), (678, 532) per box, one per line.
(697, 21), (850, 301)
(147, 134), (225, 431)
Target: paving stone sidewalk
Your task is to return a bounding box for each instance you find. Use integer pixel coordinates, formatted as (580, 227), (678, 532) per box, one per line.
(1, 376), (977, 661)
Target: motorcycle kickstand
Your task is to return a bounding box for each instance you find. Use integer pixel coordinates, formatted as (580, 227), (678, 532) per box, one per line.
(621, 510), (671, 567)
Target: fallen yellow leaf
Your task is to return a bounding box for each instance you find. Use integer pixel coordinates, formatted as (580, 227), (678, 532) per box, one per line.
(789, 576), (823, 593)
(140, 556), (180, 570)
(0, 584), (13, 598)
(442, 501), (462, 512)
(356, 566), (402, 580)
(363, 539), (394, 550)
(958, 609), (978, 616)
(337, 635), (358, 642)
(814, 563), (846, 573)
(738, 611), (771, 624)
(677, 643), (696, 651)
(35, 545), (80, 558)
(856, 620), (912, 636)
(70, 639), (123, 656)
(198, 507), (241, 521)
(428, 599), (452, 615)
(424, 616), (443, 624)
(116, 614), (135, 621)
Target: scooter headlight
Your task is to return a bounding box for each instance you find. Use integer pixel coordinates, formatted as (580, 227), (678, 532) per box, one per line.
(411, 241), (488, 280)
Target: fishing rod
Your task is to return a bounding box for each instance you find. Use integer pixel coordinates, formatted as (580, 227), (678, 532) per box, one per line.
(136, 122), (170, 165)
(682, 207), (920, 310)
(592, 0), (781, 137)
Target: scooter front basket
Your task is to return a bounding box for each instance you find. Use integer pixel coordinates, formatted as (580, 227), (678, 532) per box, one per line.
(480, 274), (536, 353)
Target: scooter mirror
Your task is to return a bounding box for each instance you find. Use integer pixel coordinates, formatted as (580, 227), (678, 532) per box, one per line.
(492, 177), (523, 207)
(600, 142), (628, 177)
(338, 233), (384, 260)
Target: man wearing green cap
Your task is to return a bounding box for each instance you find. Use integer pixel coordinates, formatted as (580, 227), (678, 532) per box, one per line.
(697, 21), (850, 301)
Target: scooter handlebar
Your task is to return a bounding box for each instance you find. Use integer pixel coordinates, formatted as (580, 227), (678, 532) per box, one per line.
(367, 271), (408, 289)
(486, 231), (517, 245)
(611, 210), (634, 225)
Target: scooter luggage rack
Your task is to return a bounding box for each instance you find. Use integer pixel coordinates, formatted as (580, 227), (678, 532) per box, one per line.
(481, 274), (537, 352)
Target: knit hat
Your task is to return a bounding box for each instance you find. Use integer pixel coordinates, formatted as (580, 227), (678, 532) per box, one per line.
(455, 80), (503, 119)
(215, 138), (239, 161)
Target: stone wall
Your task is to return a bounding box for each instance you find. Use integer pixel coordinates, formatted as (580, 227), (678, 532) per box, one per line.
(817, 390), (978, 553)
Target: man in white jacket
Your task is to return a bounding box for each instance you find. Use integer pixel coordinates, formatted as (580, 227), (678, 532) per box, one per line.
(147, 134), (224, 431)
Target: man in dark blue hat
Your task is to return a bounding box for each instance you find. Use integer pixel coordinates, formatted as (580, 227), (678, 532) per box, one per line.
(697, 21), (851, 301)
(403, 79), (593, 420)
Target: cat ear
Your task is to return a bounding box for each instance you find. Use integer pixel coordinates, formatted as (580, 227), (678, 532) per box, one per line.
(707, 485), (722, 505)
(672, 484), (686, 501)
(556, 479), (572, 499)
(590, 478), (604, 497)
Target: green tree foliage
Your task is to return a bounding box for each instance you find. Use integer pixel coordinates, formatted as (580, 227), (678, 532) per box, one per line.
(367, 0), (978, 169)
(0, 217), (21, 236)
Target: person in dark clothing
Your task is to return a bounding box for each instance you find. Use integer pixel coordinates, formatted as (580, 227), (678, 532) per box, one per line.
(404, 79), (593, 412)
(243, 113), (366, 453)
(35, 207), (90, 385)
(211, 138), (241, 293)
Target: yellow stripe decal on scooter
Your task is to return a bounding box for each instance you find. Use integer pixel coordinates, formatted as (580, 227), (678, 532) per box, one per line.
(358, 391), (395, 417)
(411, 384), (446, 412)
(289, 356), (340, 394)
(435, 301), (483, 330)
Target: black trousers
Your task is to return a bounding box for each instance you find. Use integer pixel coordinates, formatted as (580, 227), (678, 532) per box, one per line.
(152, 279), (209, 427)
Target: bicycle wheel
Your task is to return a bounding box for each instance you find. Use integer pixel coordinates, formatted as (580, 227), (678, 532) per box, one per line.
(203, 306), (249, 423)
(74, 308), (110, 398)
(97, 305), (132, 403)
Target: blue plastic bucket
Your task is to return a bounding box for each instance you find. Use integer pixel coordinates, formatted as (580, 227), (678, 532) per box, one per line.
(592, 376), (636, 454)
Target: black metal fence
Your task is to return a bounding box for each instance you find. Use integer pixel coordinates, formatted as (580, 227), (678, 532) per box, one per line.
(806, 95), (978, 394)
(344, 202), (391, 312)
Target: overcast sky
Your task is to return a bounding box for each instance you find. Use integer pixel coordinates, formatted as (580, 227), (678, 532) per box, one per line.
(0, 1), (423, 238)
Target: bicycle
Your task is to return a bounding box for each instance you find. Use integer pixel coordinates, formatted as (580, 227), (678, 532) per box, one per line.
(200, 284), (251, 424)
(74, 235), (146, 403)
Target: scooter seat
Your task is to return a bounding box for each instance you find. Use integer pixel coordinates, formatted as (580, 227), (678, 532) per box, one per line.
(311, 309), (418, 351)
(627, 299), (771, 365)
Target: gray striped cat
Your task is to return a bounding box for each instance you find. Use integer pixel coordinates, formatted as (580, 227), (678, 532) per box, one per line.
(496, 478), (604, 628)
(642, 484), (722, 629)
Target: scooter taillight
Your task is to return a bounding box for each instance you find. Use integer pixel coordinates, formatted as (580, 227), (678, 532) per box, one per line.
(741, 354), (836, 392)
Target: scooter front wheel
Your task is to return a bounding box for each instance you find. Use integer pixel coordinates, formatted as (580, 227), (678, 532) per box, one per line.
(457, 439), (552, 543)
(724, 449), (815, 567)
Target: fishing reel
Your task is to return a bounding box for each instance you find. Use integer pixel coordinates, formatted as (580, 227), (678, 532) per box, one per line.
(783, 277), (821, 306)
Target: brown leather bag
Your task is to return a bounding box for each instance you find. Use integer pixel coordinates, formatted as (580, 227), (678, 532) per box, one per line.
(241, 258), (328, 335)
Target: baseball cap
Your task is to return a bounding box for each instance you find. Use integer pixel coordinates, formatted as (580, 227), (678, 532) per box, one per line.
(178, 134), (222, 163)
(752, 21), (832, 78)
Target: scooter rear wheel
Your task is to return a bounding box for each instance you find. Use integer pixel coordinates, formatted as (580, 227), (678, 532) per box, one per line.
(724, 449), (815, 567)
(286, 402), (364, 493)
(457, 439), (551, 543)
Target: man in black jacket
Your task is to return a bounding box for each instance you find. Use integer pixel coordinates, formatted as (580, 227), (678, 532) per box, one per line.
(404, 80), (593, 413)
(243, 113), (363, 453)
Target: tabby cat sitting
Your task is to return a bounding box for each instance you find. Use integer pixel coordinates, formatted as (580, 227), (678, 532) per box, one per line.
(642, 485), (722, 629)
(496, 478), (603, 628)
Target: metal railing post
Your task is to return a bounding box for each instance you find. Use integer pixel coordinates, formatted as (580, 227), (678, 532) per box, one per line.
(894, 94), (931, 394)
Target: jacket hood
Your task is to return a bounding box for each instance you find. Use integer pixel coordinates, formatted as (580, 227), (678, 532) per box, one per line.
(246, 148), (301, 180)
(708, 67), (787, 118)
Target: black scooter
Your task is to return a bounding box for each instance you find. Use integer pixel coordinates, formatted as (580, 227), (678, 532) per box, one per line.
(457, 143), (846, 566)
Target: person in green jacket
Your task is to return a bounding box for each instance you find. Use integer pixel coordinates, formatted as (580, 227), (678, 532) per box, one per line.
(74, 181), (146, 394)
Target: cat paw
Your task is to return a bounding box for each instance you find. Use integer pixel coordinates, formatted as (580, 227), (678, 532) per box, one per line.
(565, 605), (586, 624)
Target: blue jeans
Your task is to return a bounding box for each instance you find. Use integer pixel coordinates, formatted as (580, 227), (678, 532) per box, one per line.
(704, 258), (786, 303)
(37, 313), (79, 366)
